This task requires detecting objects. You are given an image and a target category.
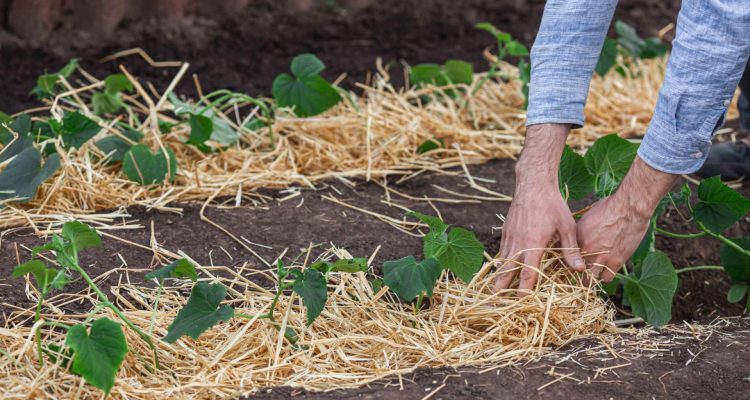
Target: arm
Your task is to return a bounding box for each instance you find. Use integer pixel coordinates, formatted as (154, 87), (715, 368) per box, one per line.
(579, 0), (750, 282)
(496, 0), (618, 294)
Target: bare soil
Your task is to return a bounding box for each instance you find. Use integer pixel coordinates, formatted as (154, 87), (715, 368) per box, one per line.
(0, 0), (681, 114)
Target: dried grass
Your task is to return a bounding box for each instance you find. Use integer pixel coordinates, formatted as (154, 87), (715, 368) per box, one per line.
(0, 55), (707, 231)
(0, 247), (613, 398)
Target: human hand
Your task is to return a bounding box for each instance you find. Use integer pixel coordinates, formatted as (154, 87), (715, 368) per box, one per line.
(494, 124), (586, 295)
(577, 156), (679, 283)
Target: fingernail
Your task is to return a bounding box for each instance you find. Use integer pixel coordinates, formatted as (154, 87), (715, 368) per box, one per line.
(573, 258), (585, 269)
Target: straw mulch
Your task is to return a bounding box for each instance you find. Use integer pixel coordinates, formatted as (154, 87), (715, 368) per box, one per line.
(0, 54), (687, 231)
(0, 247), (614, 399)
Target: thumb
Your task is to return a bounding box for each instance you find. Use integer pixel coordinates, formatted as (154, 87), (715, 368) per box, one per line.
(559, 225), (585, 271)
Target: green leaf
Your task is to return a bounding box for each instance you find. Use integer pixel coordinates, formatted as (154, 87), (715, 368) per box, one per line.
(639, 37), (668, 59)
(60, 112), (101, 148)
(122, 144), (178, 185)
(369, 278), (383, 293)
(290, 54), (326, 79)
(187, 114), (213, 146)
(407, 211), (449, 235)
(61, 221), (102, 252)
(720, 237), (750, 283)
(292, 268), (328, 326)
(92, 92), (124, 115)
(31, 59), (79, 99)
(584, 134), (638, 197)
(475, 22), (511, 44)
(506, 40), (529, 57)
(95, 130), (143, 162)
(383, 256), (442, 301)
(615, 20), (644, 57)
(517, 60), (531, 108)
(168, 93), (238, 145)
(424, 227), (484, 283)
(0, 135), (33, 163)
(0, 147), (60, 204)
(596, 38), (618, 77)
(693, 176), (750, 234)
(631, 222), (655, 265)
(272, 54), (342, 117)
(145, 258), (198, 282)
(416, 138), (444, 154)
(104, 74), (133, 94)
(66, 318), (128, 394)
(164, 282), (234, 343)
(622, 251), (678, 326)
(12, 260), (59, 293)
(728, 283), (747, 303)
(410, 60), (474, 89)
(558, 145), (594, 200)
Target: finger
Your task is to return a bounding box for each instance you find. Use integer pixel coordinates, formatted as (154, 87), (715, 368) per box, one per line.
(582, 263), (604, 287)
(517, 249), (544, 296)
(493, 247), (522, 291)
(600, 260), (623, 283)
(558, 225), (585, 272)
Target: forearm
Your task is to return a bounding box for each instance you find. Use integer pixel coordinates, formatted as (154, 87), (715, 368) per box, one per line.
(639, 0), (750, 174)
(526, 0), (618, 128)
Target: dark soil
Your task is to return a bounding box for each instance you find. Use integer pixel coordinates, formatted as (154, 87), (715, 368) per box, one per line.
(0, 0), (681, 114)
(1, 159), (747, 321)
(244, 318), (750, 400)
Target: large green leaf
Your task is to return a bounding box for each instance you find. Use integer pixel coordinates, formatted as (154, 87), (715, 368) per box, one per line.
(720, 237), (750, 283)
(0, 147), (60, 203)
(583, 134), (638, 197)
(122, 144), (178, 185)
(292, 268), (328, 326)
(0, 135), (34, 163)
(383, 256), (442, 301)
(424, 227), (484, 283)
(693, 176), (750, 234)
(66, 318), (128, 394)
(622, 251), (678, 326)
(410, 60), (474, 88)
(164, 282), (234, 343)
(145, 258), (198, 282)
(615, 21), (644, 57)
(62, 221), (102, 252)
(95, 130), (143, 162)
(272, 54), (342, 117)
(558, 145), (594, 200)
(596, 38), (618, 77)
(60, 112), (101, 149)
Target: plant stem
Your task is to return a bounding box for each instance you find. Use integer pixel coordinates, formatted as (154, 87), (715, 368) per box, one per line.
(654, 227), (706, 239)
(34, 293), (45, 322)
(148, 283), (164, 337)
(70, 262), (161, 370)
(697, 222), (750, 258)
(675, 265), (724, 274)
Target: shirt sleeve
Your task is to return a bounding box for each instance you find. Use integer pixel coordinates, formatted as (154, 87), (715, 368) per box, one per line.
(638, 0), (750, 174)
(526, 0), (618, 128)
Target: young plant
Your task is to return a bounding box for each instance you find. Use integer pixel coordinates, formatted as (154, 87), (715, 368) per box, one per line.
(12, 221), (159, 395)
(596, 20), (669, 77)
(31, 59), (79, 100)
(92, 74), (134, 115)
(272, 54), (342, 117)
(383, 212), (485, 308)
(475, 22), (531, 107)
(558, 135), (750, 325)
(409, 60), (474, 97)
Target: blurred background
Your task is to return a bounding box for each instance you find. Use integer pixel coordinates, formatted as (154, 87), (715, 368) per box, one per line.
(0, 0), (681, 113)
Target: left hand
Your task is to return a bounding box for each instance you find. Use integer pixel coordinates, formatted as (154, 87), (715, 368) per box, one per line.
(577, 156), (679, 283)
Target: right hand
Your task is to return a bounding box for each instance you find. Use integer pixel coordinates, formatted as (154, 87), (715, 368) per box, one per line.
(493, 124), (586, 295)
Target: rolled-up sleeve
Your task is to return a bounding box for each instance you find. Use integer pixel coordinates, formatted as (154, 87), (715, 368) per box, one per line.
(526, 0), (618, 128)
(639, 0), (750, 174)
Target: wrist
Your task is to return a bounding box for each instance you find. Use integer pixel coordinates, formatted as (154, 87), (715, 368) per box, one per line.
(515, 123), (571, 184)
(612, 156), (679, 220)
